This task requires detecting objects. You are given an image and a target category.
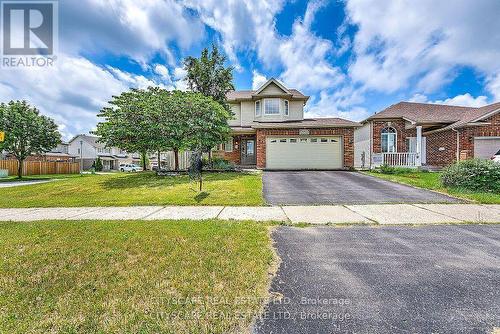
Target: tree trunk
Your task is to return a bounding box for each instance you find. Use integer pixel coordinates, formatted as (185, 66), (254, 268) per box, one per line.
(157, 150), (161, 170)
(141, 151), (147, 170)
(174, 148), (179, 171)
(199, 175), (203, 192)
(208, 150), (212, 169)
(17, 159), (23, 179)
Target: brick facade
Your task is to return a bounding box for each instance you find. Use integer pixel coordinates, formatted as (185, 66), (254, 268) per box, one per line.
(215, 135), (242, 165)
(458, 112), (500, 160)
(255, 127), (355, 169)
(425, 129), (457, 166)
(372, 120), (416, 153)
(370, 113), (500, 167)
(216, 135), (259, 165)
(424, 113), (500, 166)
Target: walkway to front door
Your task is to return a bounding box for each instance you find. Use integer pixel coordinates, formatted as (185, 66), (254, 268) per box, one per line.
(240, 138), (256, 165)
(263, 171), (462, 205)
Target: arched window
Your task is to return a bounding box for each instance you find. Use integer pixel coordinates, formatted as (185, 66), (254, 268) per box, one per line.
(381, 127), (397, 153)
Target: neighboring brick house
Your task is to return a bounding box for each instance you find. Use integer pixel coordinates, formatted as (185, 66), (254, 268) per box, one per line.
(215, 78), (360, 169)
(354, 101), (500, 168)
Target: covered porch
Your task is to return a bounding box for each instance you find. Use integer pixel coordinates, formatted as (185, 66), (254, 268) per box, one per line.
(215, 128), (257, 167)
(373, 123), (428, 168)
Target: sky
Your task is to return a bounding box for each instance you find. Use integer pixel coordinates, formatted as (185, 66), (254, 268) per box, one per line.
(1, 0), (500, 141)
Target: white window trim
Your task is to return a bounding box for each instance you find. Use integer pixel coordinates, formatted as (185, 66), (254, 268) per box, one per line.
(381, 127), (397, 153)
(255, 100), (261, 116)
(224, 137), (234, 152)
(284, 100), (289, 116)
(264, 98), (280, 115)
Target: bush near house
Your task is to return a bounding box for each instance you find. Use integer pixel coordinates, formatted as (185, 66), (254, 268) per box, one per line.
(203, 157), (235, 171)
(376, 164), (420, 175)
(92, 157), (103, 172)
(441, 159), (500, 193)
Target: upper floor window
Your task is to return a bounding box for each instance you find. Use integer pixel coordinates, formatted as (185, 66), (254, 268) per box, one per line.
(264, 98), (280, 115)
(284, 100), (289, 116)
(255, 101), (261, 116)
(381, 127), (397, 153)
(97, 148), (110, 154)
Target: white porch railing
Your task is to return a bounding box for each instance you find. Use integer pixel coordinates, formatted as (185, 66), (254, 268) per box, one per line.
(382, 152), (418, 167)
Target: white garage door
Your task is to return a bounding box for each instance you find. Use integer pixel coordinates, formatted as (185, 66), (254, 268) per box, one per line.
(266, 136), (343, 170)
(474, 137), (500, 159)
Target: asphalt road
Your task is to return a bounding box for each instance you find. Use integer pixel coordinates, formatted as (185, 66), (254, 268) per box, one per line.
(253, 225), (500, 334)
(263, 171), (462, 205)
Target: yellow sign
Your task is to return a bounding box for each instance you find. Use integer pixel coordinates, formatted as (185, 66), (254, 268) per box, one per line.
(0, 132), (4, 142)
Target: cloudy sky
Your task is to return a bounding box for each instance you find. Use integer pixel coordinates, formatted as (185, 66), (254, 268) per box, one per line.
(1, 0), (500, 140)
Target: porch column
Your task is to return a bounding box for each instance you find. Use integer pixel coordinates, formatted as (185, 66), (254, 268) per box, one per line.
(416, 125), (422, 167)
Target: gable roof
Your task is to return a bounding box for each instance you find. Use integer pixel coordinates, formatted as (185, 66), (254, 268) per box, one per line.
(366, 101), (500, 131)
(226, 78), (309, 101)
(68, 134), (104, 148)
(254, 78), (290, 95)
(367, 102), (472, 123)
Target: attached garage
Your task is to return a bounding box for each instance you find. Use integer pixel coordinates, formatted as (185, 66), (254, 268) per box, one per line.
(266, 136), (343, 170)
(474, 137), (500, 159)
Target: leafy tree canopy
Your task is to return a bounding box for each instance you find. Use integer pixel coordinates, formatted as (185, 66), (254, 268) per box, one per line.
(0, 100), (61, 177)
(96, 87), (231, 171)
(183, 44), (235, 110)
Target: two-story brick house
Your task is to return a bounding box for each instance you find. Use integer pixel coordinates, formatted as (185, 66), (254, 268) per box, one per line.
(216, 78), (361, 170)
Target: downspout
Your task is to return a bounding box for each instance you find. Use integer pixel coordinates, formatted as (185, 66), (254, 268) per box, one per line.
(452, 128), (460, 163)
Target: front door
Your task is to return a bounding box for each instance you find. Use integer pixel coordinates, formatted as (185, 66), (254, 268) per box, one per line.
(241, 138), (256, 165)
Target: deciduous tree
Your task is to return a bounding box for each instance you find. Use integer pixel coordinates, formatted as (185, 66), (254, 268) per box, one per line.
(183, 45), (235, 109)
(0, 101), (61, 178)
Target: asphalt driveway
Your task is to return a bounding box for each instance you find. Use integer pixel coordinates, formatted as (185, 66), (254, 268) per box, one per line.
(263, 171), (461, 205)
(253, 225), (500, 334)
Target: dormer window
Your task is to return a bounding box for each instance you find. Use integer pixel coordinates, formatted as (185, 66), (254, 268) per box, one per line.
(255, 100), (261, 116)
(264, 98), (280, 115)
(284, 100), (289, 116)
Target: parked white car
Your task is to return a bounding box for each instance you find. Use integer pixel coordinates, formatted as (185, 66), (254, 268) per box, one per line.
(120, 164), (143, 172)
(491, 149), (500, 163)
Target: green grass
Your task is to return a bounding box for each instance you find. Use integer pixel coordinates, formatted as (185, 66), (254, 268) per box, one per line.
(365, 171), (500, 204)
(0, 172), (264, 207)
(0, 219), (275, 334)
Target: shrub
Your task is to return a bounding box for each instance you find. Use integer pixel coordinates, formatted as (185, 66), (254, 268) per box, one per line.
(441, 159), (500, 192)
(211, 157), (234, 171)
(201, 157), (234, 170)
(377, 164), (415, 174)
(93, 157), (103, 172)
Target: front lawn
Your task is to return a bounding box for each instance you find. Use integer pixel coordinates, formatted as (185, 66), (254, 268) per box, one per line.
(365, 171), (500, 204)
(0, 172), (263, 207)
(0, 219), (274, 333)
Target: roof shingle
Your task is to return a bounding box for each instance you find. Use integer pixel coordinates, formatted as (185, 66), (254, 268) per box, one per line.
(367, 101), (500, 131)
(226, 89), (307, 101)
(251, 118), (360, 129)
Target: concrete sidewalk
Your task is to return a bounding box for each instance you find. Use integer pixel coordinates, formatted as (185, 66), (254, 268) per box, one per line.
(0, 204), (499, 224)
(0, 179), (55, 188)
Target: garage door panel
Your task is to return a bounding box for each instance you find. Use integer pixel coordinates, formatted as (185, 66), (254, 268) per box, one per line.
(266, 136), (343, 170)
(474, 138), (500, 159)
